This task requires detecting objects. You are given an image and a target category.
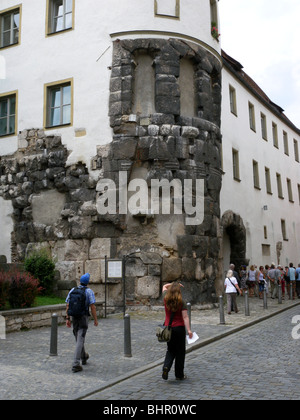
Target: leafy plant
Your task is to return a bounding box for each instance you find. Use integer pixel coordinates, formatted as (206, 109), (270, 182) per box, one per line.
(24, 250), (56, 296)
(211, 22), (220, 42)
(7, 270), (42, 309)
(0, 273), (9, 309)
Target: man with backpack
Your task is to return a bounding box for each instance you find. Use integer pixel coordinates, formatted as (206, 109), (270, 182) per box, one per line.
(65, 273), (98, 373)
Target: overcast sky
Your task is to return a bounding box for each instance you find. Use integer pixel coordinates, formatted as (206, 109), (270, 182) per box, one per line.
(219, 0), (300, 129)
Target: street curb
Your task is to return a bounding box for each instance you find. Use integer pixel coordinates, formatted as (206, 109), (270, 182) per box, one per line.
(75, 301), (300, 400)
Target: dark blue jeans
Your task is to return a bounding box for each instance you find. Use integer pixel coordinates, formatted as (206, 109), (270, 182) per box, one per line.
(163, 326), (186, 379)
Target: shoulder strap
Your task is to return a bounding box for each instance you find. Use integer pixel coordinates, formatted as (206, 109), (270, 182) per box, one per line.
(227, 278), (238, 291)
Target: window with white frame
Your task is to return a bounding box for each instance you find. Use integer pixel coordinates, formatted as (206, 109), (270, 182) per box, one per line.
(47, 0), (74, 34)
(0, 7), (20, 49)
(283, 131), (289, 156)
(287, 178), (294, 203)
(265, 167), (272, 194)
(232, 149), (240, 181)
(261, 112), (267, 141)
(0, 93), (17, 137)
(45, 80), (72, 128)
(281, 219), (288, 241)
(248, 102), (256, 131)
(276, 173), (284, 199)
(272, 122), (278, 148)
(252, 160), (260, 189)
(294, 139), (299, 162)
(229, 85), (237, 116)
(154, 0), (180, 19)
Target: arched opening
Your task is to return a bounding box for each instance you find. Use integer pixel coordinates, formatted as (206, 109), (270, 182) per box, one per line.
(221, 211), (248, 272)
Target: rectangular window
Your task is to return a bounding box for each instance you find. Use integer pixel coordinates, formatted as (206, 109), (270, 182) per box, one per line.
(281, 219), (288, 241)
(47, 0), (74, 35)
(283, 131), (289, 156)
(264, 226), (268, 240)
(262, 244), (271, 257)
(44, 79), (73, 128)
(248, 102), (256, 131)
(261, 113), (267, 140)
(265, 167), (272, 194)
(0, 92), (17, 137)
(298, 184), (300, 205)
(287, 178), (294, 203)
(232, 149), (240, 181)
(154, 0), (180, 19)
(272, 122), (278, 148)
(0, 7), (21, 49)
(229, 85), (237, 116)
(276, 173), (284, 199)
(294, 139), (299, 162)
(253, 160), (260, 189)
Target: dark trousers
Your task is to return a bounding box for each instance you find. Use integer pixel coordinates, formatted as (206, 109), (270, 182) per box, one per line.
(72, 315), (89, 367)
(296, 281), (300, 298)
(163, 326), (186, 379)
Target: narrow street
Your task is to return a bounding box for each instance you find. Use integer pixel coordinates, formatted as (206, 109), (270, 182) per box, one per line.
(86, 305), (300, 401)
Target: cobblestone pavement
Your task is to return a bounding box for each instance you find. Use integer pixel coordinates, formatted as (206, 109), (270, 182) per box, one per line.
(85, 305), (300, 401)
(0, 296), (299, 400)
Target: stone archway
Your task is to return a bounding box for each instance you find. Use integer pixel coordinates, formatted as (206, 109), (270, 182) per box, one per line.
(221, 211), (248, 271)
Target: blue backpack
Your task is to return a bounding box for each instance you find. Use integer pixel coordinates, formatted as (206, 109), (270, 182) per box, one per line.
(68, 287), (88, 318)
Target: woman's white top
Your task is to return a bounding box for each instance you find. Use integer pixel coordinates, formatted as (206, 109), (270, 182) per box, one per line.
(224, 277), (238, 294)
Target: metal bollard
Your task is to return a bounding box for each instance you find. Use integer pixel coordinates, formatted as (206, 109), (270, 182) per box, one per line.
(245, 291), (250, 316)
(263, 289), (268, 309)
(50, 313), (58, 356)
(187, 303), (192, 330)
(124, 314), (132, 358)
(290, 282), (293, 300)
(219, 296), (225, 325)
(278, 282), (282, 304)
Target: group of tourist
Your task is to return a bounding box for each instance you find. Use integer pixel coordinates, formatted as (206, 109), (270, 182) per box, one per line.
(224, 263), (300, 314)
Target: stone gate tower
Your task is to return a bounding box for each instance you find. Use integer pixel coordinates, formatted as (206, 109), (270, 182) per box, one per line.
(0, 0), (222, 307)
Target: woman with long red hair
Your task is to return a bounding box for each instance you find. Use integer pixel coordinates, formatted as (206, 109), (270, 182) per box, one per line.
(162, 282), (193, 381)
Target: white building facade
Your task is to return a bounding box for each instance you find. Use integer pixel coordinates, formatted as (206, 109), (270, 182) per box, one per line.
(221, 52), (300, 269)
(0, 0), (299, 303)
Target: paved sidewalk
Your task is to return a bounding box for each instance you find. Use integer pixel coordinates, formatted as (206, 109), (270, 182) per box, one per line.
(0, 295), (299, 400)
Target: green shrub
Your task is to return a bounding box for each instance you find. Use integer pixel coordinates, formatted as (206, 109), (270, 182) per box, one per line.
(24, 250), (56, 296)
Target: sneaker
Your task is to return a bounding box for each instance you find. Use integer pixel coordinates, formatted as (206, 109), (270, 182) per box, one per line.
(162, 367), (169, 380)
(82, 353), (89, 365)
(72, 365), (83, 373)
(176, 375), (187, 380)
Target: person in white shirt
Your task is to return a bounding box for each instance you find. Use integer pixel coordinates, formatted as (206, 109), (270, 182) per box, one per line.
(224, 270), (243, 315)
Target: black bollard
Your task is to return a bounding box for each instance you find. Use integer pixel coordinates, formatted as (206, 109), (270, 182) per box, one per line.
(124, 314), (132, 358)
(50, 313), (58, 356)
(245, 291), (250, 316)
(263, 289), (268, 309)
(219, 296), (225, 325)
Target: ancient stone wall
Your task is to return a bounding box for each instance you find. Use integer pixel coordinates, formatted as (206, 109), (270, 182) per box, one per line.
(0, 38), (222, 306)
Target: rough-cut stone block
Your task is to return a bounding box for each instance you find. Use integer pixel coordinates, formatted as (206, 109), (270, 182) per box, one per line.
(89, 238), (111, 259)
(136, 276), (160, 298)
(162, 257), (182, 282)
(85, 259), (103, 283)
